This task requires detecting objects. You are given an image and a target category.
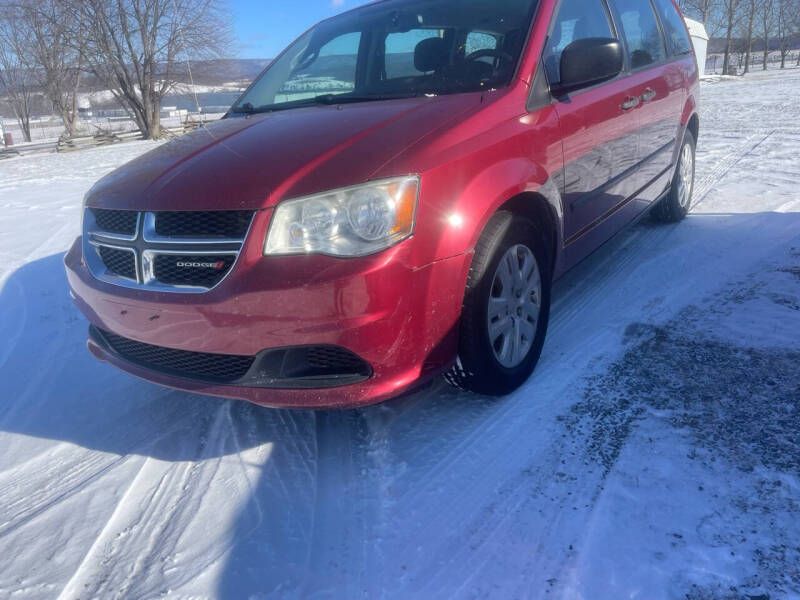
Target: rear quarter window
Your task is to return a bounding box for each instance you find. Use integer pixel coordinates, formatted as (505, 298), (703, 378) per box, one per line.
(652, 0), (693, 55)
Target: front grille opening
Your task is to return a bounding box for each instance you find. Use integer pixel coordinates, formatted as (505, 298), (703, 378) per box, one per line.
(93, 327), (373, 389)
(306, 347), (369, 373)
(264, 346), (373, 385)
(154, 211), (254, 239)
(98, 246), (136, 280)
(91, 209), (138, 236)
(152, 255), (235, 288)
(100, 329), (255, 383)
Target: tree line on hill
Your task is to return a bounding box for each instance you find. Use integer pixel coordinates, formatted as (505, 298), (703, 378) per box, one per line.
(0, 0), (232, 142)
(678, 0), (800, 75)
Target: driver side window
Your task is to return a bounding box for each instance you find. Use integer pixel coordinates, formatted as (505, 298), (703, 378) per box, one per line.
(385, 29), (445, 78)
(466, 32), (499, 54)
(544, 0), (615, 84)
(465, 32), (501, 67)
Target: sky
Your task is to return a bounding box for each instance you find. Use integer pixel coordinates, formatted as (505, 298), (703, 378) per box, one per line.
(230, 0), (372, 59)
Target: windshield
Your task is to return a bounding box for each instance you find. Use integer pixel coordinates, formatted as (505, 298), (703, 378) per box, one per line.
(231, 0), (539, 114)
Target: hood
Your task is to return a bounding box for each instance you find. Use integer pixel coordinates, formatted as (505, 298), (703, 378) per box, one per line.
(86, 94), (483, 211)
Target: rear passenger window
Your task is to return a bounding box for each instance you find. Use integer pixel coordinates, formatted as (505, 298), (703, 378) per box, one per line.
(544, 0), (615, 84)
(613, 0), (667, 68)
(652, 0), (692, 55)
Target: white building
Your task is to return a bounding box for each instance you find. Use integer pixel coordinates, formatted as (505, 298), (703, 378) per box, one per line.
(684, 17), (709, 77)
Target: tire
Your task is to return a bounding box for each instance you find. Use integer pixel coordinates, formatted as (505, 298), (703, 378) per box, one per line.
(449, 211), (552, 396)
(652, 129), (696, 223)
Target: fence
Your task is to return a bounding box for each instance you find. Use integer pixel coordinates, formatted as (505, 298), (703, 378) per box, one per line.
(705, 50), (800, 75)
(0, 113), (225, 159)
(0, 112), (223, 147)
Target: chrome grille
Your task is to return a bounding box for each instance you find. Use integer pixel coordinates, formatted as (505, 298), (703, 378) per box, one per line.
(92, 208), (138, 236)
(151, 254), (237, 287)
(83, 208), (254, 292)
(154, 211), (253, 239)
(97, 246), (136, 280)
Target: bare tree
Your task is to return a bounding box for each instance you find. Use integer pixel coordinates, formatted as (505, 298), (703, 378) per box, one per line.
(19, 0), (86, 137)
(731, 36), (747, 71)
(79, 0), (232, 139)
(741, 0), (756, 73)
(759, 0), (777, 70)
(0, 3), (35, 142)
(776, 0), (794, 68)
(794, 0), (800, 66)
(678, 0), (722, 36)
(721, 0), (743, 75)
(679, 0), (716, 25)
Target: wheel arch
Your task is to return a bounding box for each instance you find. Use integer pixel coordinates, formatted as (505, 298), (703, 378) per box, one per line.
(420, 159), (565, 280)
(686, 112), (700, 144)
(495, 191), (561, 277)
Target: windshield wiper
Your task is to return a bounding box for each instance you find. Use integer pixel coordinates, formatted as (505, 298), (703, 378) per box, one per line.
(311, 92), (422, 105)
(231, 92), (424, 116)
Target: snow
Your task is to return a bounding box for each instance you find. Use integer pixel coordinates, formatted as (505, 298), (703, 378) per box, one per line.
(1, 67), (800, 599)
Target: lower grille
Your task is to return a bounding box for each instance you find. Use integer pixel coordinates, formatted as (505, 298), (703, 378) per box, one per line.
(152, 254), (236, 288)
(97, 246), (136, 280)
(307, 347), (368, 372)
(91, 327), (373, 389)
(100, 329), (255, 383)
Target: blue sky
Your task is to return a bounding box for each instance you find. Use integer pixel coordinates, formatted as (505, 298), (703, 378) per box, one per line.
(230, 0), (372, 59)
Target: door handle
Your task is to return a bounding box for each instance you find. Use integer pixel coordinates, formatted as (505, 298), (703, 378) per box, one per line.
(641, 88), (657, 103)
(621, 96), (640, 111)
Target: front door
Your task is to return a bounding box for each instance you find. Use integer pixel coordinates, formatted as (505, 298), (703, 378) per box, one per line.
(544, 0), (641, 251)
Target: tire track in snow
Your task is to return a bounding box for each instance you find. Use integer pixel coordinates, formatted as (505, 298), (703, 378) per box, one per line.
(692, 130), (775, 208)
(54, 456), (152, 600)
(0, 449), (135, 538)
(57, 407), (231, 600)
(298, 410), (376, 598)
(0, 401), (195, 538)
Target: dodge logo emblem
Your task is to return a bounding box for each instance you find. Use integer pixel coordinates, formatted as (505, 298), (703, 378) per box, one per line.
(176, 260), (226, 269)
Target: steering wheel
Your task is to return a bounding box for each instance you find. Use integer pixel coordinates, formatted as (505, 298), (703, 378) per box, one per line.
(464, 48), (514, 64)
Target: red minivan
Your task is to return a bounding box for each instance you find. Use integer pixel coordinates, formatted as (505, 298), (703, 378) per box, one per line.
(65, 0), (699, 408)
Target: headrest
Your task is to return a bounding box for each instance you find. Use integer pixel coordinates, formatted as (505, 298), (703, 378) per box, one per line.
(414, 37), (449, 73)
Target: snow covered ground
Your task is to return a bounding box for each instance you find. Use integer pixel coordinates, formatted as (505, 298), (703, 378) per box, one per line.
(1, 67), (799, 599)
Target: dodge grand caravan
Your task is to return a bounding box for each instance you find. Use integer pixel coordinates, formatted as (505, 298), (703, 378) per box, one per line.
(65, 0), (699, 408)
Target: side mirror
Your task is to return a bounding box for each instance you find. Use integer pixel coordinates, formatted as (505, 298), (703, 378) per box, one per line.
(552, 38), (623, 95)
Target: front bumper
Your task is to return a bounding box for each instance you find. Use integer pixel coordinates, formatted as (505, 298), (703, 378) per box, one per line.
(65, 236), (468, 408)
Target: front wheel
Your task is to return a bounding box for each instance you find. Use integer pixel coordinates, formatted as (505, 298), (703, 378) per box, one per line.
(652, 130), (696, 223)
(449, 212), (551, 396)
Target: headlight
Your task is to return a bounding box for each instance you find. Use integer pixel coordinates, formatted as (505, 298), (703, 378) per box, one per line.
(264, 176), (419, 257)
